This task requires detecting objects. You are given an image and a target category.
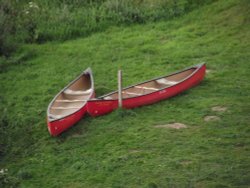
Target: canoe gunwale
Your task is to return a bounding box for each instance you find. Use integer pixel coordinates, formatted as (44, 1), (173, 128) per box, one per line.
(47, 67), (94, 123)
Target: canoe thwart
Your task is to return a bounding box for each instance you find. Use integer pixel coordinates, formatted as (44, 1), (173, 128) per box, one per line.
(55, 99), (87, 103)
(48, 114), (63, 119)
(122, 91), (141, 96)
(51, 107), (80, 110)
(135, 86), (158, 91)
(104, 96), (113, 100)
(64, 88), (92, 95)
(156, 78), (178, 85)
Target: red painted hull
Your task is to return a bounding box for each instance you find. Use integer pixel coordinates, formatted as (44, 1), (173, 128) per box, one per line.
(87, 64), (206, 117)
(47, 68), (95, 136)
(47, 105), (87, 136)
(47, 93), (95, 136)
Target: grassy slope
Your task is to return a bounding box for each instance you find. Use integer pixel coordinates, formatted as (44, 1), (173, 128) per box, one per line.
(1, 0), (250, 187)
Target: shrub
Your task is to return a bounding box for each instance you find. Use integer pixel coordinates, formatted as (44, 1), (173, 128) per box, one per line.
(0, 0), (218, 55)
(0, 1), (41, 56)
(0, 1), (19, 57)
(17, 169), (33, 180)
(25, 0), (218, 43)
(0, 109), (9, 157)
(0, 169), (20, 188)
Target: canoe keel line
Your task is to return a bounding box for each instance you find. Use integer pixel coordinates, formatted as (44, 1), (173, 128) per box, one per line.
(47, 64), (206, 136)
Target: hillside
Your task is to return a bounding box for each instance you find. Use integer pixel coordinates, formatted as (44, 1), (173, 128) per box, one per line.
(0, 0), (250, 187)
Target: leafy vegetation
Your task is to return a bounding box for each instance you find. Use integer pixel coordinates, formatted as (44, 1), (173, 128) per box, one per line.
(0, 0), (250, 187)
(0, 0), (216, 56)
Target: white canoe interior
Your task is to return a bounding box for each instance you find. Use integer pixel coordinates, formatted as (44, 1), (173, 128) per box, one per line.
(103, 68), (196, 100)
(48, 73), (92, 121)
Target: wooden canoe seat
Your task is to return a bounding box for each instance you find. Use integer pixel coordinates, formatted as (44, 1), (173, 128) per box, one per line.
(156, 78), (178, 85)
(51, 107), (80, 110)
(122, 91), (141, 96)
(64, 88), (92, 95)
(104, 96), (113, 100)
(55, 99), (87, 103)
(135, 86), (158, 91)
(48, 114), (63, 119)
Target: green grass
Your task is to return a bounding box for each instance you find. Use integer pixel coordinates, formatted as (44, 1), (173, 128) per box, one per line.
(0, 0), (250, 187)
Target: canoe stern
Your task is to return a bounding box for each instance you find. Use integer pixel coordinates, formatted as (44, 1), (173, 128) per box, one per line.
(47, 106), (87, 136)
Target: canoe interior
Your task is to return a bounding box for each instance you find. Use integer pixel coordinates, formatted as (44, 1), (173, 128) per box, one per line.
(102, 68), (196, 100)
(48, 74), (92, 121)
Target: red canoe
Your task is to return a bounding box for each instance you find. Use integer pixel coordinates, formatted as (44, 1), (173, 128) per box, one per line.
(47, 68), (95, 136)
(87, 63), (206, 117)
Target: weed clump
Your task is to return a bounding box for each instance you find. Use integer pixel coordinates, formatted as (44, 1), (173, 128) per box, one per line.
(113, 108), (137, 118)
(17, 169), (33, 180)
(0, 169), (20, 187)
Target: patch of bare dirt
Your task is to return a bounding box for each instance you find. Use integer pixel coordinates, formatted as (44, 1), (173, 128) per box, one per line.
(206, 69), (212, 74)
(180, 160), (192, 166)
(211, 106), (227, 112)
(204, 115), (220, 122)
(71, 133), (82, 138)
(128, 150), (141, 154)
(154, 123), (187, 129)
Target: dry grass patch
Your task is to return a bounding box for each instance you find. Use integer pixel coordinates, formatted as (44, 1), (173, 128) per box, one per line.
(128, 149), (142, 154)
(206, 69), (212, 74)
(204, 115), (221, 122)
(212, 106), (227, 112)
(180, 160), (193, 166)
(71, 132), (83, 138)
(154, 123), (187, 129)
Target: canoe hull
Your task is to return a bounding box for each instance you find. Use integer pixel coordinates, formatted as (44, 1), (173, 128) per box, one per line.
(47, 105), (87, 136)
(87, 64), (206, 117)
(47, 92), (95, 136)
(47, 68), (95, 136)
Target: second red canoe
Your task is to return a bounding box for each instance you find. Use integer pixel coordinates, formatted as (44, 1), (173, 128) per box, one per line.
(87, 63), (206, 117)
